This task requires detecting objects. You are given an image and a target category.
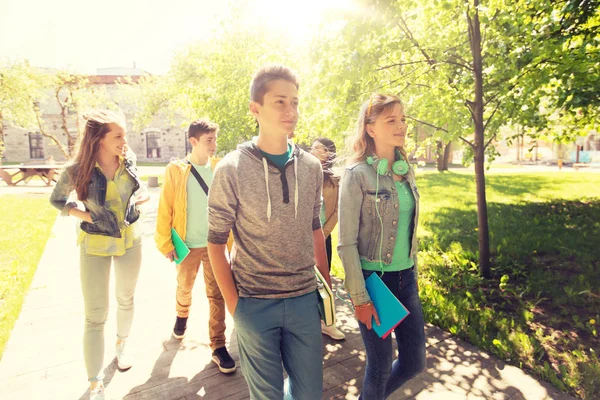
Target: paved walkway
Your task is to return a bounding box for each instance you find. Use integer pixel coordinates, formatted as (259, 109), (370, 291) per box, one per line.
(0, 186), (575, 399)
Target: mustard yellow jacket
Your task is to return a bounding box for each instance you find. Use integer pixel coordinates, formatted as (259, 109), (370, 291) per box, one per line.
(155, 157), (231, 255)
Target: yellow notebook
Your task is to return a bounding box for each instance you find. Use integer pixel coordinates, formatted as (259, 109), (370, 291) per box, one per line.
(315, 266), (336, 327)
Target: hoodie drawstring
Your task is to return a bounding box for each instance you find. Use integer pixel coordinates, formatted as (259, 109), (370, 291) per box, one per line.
(262, 154), (298, 222)
(262, 158), (272, 222)
(294, 156), (298, 219)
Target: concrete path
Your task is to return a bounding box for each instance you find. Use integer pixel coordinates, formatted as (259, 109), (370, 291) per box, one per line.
(0, 186), (575, 399)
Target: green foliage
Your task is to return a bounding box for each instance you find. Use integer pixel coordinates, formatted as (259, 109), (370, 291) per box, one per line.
(416, 171), (600, 399)
(0, 61), (47, 159)
(0, 60), (46, 130)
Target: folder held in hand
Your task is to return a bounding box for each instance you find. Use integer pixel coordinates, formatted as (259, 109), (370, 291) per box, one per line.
(365, 273), (410, 339)
(171, 228), (190, 265)
(315, 266), (336, 327)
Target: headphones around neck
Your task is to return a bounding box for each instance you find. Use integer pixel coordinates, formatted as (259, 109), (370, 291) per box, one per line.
(366, 151), (409, 176)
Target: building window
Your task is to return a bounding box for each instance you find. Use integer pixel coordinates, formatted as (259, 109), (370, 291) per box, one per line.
(146, 131), (161, 159)
(29, 132), (45, 159)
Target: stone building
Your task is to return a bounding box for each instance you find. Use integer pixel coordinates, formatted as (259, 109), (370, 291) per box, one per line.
(2, 67), (190, 164)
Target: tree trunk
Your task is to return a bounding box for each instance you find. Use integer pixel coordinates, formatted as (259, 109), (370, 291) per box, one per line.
(57, 87), (77, 158)
(437, 140), (452, 171)
(0, 111), (4, 164)
(436, 139), (444, 171)
(443, 141), (452, 170)
(468, 0), (491, 278)
(34, 108), (70, 159)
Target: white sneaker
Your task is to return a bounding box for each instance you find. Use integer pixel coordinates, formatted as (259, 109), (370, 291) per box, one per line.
(116, 340), (132, 370)
(321, 322), (346, 340)
(89, 382), (105, 400)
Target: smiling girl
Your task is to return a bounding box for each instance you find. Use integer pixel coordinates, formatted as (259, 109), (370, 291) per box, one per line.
(338, 94), (426, 399)
(50, 110), (148, 400)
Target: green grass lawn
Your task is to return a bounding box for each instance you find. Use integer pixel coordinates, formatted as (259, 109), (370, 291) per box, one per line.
(331, 171), (600, 399)
(0, 195), (57, 359)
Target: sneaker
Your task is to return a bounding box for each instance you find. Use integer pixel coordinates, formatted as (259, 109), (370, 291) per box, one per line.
(89, 382), (105, 400)
(322, 322), (346, 340)
(173, 316), (188, 339)
(116, 340), (132, 370)
(212, 346), (236, 374)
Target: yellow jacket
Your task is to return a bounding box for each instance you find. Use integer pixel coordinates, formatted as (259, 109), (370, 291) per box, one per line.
(155, 157), (231, 255)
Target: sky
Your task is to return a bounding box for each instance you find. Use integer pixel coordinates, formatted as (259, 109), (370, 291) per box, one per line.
(0, 0), (352, 75)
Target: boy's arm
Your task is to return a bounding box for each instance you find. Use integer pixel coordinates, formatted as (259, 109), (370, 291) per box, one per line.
(313, 163), (332, 287)
(314, 228), (332, 288)
(207, 160), (239, 315)
(155, 164), (176, 256)
(207, 243), (237, 314)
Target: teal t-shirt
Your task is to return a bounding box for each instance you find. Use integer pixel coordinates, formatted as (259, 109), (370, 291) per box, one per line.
(361, 180), (415, 272)
(260, 143), (292, 168)
(319, 196), (326, 226)
(185, 161), (213, 248)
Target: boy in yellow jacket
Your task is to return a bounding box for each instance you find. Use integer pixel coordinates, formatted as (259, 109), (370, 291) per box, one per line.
(155, 119), (235, 374)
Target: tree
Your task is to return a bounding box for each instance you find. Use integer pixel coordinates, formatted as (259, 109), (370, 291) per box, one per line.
(0, 61), (46, 162)
(35, 71), (117, 159)
(128, 3), (302, 153)
(308, 0), (598, 277)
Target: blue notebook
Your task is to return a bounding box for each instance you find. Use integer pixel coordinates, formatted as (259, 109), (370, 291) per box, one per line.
(365, 273), (410, 339)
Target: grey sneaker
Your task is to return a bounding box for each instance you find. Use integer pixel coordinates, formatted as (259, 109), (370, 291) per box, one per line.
(89, 382), (105, 400)
(321, 321), (346, 340)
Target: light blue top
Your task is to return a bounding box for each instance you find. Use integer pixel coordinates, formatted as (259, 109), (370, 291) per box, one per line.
(185, 161), (213, 248)
(320, 196), (326, 226)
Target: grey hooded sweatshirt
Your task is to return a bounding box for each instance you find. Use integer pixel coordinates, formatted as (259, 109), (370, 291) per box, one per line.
(207, 140), (323, 299)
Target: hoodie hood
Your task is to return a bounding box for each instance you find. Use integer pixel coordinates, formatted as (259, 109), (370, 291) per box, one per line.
(237, 140), (301, 222)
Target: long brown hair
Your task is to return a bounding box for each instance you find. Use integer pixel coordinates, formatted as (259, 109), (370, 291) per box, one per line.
(349, 93), (408, 163)
(72, 109), (125, 201)
(312, 137), (339, 185)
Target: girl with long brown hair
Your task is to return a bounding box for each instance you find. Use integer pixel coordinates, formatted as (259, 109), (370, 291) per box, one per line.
(50, 109), (148, 400)
(338, 94), (426, 399)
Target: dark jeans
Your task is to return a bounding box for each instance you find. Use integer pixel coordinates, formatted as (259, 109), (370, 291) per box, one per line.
(358, 268), (426, 399)
(325, 235), (332, 271)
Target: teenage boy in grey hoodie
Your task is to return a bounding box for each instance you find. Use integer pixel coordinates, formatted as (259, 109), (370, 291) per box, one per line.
(207, 65), (331, 400)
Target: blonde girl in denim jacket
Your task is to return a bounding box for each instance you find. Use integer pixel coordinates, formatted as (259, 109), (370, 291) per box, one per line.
(50, 110), (148, 400)
(338, 94), (426, 399)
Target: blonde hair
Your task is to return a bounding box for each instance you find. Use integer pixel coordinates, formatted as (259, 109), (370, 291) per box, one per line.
(350, 93), (408, 163)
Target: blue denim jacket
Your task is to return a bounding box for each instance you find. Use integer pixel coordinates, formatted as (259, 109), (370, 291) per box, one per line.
(337, 160), (420, 305)
(49, 157), (141, 238)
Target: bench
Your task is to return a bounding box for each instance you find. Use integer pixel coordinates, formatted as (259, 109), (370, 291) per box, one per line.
(573, 163), (591, 171)
(0, 164), (63, 186)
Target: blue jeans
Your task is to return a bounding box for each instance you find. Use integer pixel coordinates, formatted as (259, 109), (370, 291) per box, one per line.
(234, 291), (323, 400)
(358, 268), (426, 400)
